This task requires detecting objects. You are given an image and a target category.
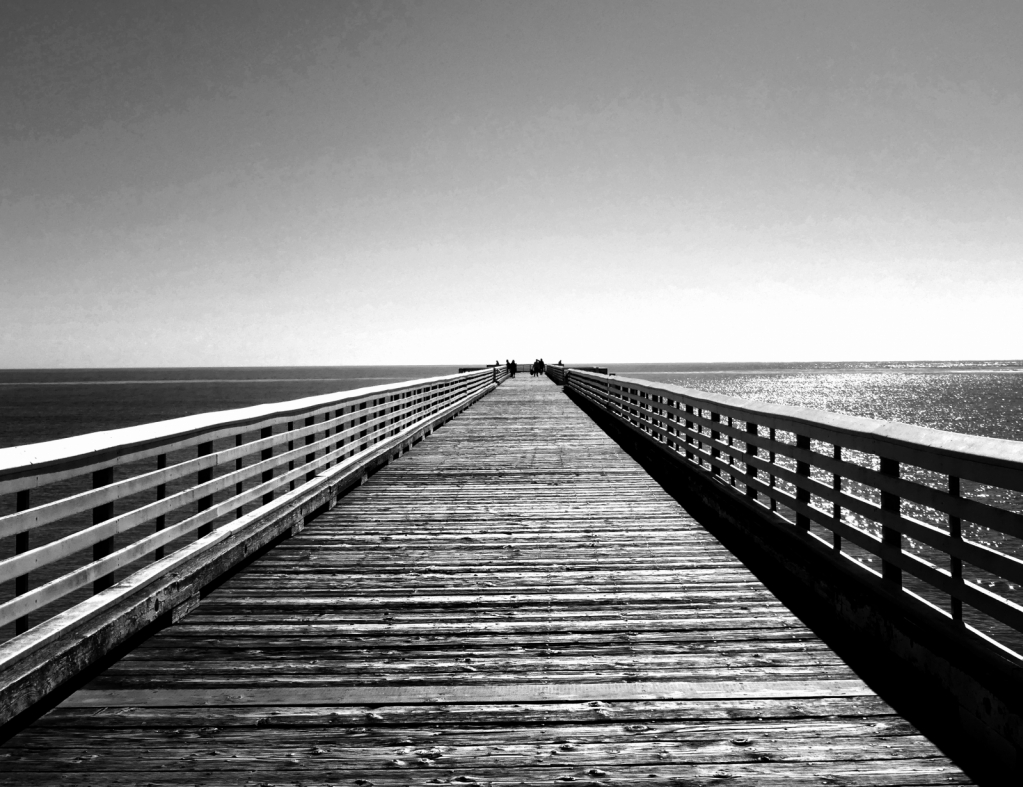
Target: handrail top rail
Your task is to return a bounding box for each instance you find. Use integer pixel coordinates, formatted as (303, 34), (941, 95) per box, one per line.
(566, 369), (1023, 473)
(0, 369), (490, 482)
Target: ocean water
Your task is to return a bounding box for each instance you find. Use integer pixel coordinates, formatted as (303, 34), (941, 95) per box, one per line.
(3, 361), (1023, 650)
(0, 365), (464, 641)
(5, 361), (1021, 450)
(598, 360), (1023, 652)
(0, 366), (462, 449)
(606, 360), (1023, 442)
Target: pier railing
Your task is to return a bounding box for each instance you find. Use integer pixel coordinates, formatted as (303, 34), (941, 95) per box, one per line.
(0, 366), (505, 723)
(554, 368), (1023, 661)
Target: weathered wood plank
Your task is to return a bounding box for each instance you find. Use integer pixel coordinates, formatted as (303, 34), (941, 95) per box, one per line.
(0, 376), (970, 785)
(60, 679), (874, 708)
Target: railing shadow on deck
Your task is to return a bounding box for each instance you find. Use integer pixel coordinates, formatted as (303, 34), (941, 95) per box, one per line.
(549, 364), (1023, 782)
(0, 366), (509, 732)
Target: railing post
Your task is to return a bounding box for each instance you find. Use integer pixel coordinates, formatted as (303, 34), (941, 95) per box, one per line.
(880, 457), (902, 588)
(685, 405), (695, 461)
(288, 421), (296, 491)
(336, 407), (348, 458)
(950, 475), (963, 622)
(795, 434), (811, 531)
(769, 428), (778, 511)
(710, 412), (721, 477)
(261, 426), (274, 506)
(196, 441), (214, 538)
(154, 454), (167, 559)
(92, 466), (115, 594)
(727, 416), (736, 486)
(305, 415), (316, 482)
(325, 411), (335, 466)
(832, 445), (842, 551)
(234, 436), (244, 518)
(745, 421), (757, 500)
(695, 409), (704, 468)
(14, 489), (31, 634)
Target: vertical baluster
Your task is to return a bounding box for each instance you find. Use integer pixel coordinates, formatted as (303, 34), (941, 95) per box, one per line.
(710, 412), (721, 476)
(325, 410), (335, 467)
(950, 475), (963, 622)
(321, 410), (329, 463)
(832, 446), (842, 551)
(92, 467), (115, 594)
(261, 426), (274, 506)
(696, 409), (705, 468)
(339, 409), (351, 458)
(14, 490), (31, 634)
(196, 441), (214, 538)
(745, 421), (757, 500)
(795, 434), (811, 531)
(727, 416), (735, 486)
(154, 454), (167, 559)
(769, 428), (777, 511)
(685, 405), (695, 461)
(359, 400), (368, 451)
(288, 421), (296, 492)
(880, 457), (902, 588)
(305, 415), (316, 482)
(234, 435), (244, 519)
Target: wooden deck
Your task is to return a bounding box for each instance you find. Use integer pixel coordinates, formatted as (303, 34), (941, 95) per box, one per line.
(0, 376), (969, 785)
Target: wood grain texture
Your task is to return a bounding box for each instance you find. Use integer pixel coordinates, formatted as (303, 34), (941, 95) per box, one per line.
(0, 376), (970, 785)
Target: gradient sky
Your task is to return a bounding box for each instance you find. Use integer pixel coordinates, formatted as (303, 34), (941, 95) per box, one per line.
(3, 1), (1022, 367)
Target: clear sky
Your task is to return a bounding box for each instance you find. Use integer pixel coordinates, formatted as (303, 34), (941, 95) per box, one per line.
(2, 1), (1021, 367)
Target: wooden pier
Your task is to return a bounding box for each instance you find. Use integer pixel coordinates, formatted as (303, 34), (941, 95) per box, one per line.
(0, 377), (969, 785)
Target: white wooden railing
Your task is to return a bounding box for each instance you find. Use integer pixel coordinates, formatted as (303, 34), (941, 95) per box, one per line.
(553, 368), (1023, 660)
(0, 368), (505, 652)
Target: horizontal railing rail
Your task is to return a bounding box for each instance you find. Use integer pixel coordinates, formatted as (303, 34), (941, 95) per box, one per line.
(553, 367), (1023, 661)
(0, 367), (507, 641)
